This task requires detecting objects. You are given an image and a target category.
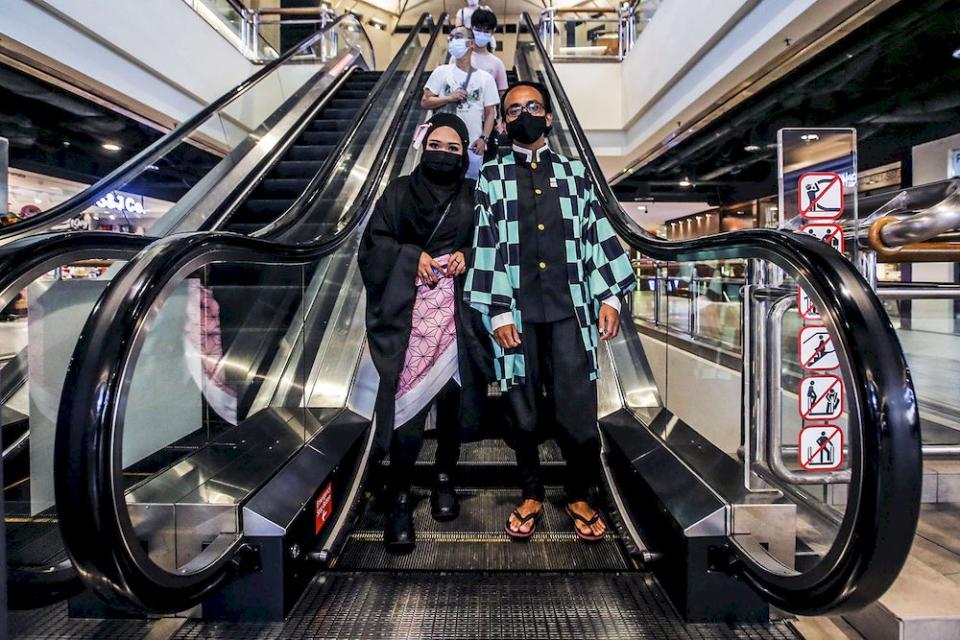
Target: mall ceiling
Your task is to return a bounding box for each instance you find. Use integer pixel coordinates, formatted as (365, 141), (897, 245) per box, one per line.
(0, 63), (217, 204)
(612, 0), (960, 206)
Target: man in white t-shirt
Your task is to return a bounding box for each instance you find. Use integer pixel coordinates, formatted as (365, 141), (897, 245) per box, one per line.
(421, 26), (499, 179)
(449, 9), (507, 96)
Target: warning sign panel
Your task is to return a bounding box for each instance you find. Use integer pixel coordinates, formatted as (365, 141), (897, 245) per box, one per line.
(800, 223), (845, 253)
(799, 374), (843, 421)
(799, 326), (839, 371)
(799, 425), (843, 471)
(797, 286), (821, 321)
(315, 482), (334, 535)
(799, 172), (844, 219)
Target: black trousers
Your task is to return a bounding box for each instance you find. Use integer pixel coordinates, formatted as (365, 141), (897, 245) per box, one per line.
(505, 317), (600, 503)
(389, 379), (461, 492)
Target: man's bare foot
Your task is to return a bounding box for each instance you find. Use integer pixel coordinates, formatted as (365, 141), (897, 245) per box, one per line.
(567, 500), (607, 539)
(506, 498), (543, 536)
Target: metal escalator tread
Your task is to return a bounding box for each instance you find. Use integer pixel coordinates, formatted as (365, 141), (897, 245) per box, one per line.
(333, 487), (630, 572)
(8, 604), (171, 640)
(172, 573), (801, 640)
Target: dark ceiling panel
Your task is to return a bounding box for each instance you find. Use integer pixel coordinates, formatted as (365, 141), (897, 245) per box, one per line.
(614, 0), (960, 205)
(0, 62), (218, 204)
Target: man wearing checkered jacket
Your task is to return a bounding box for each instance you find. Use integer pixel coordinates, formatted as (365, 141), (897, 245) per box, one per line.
(464, 82), (636, 542)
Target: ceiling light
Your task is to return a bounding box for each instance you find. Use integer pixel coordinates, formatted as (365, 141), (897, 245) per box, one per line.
(62, 140), (71, 147)
(953, 47), (960, 60)
(678, 176), (693, 187)
(102, 143), (122, 152)
(799, 133), (819, 142)
(146, 165), (160, 171)
(743, 144), (761, 152)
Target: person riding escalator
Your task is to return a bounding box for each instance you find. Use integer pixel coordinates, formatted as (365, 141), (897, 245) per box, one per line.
(358, 113), (491, 554)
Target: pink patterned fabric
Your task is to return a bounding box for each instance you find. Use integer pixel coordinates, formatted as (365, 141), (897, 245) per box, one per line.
(396, 254), (458, 400)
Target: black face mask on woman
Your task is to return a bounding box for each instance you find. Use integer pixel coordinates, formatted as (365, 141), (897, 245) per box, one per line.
(421, 150), (463, 184)
(507, 112), (549, 145)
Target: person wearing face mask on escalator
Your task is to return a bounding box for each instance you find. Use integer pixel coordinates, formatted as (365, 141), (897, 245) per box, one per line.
(422, 26), (499, 179)
(464, 82), (636, 544)
(359, 114), (493, 554)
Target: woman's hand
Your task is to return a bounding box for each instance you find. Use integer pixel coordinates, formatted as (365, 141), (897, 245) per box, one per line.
(447, 251), (467, 277)
(418, 252), (442, 287)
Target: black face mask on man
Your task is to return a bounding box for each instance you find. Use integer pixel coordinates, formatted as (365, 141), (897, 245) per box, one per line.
(507, 112), (549, 145)
(421, 150), (462, 183)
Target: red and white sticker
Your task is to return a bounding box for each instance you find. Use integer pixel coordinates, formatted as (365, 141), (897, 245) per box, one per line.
(799, 425), (843, 471)
(798, 172), (844, 219)
(799, 374), (843, 421)
(800, 223), (845, 253)
(797, 286), (821, 321)
(314, 482), (334, 535)
(798, 326), (839, 371)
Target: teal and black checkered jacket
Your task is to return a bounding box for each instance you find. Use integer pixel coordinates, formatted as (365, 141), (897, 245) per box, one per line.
(464, 150), (636, 391)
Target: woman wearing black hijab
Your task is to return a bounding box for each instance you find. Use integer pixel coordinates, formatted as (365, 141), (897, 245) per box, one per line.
(359, 113), (490, 553)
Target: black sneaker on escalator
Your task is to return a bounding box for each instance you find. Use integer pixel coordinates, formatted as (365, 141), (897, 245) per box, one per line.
(430, 473), (460, 522)
(384, 491), (416, 554)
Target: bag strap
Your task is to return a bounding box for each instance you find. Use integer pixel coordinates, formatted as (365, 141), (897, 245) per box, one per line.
(424, 198), (456, 248)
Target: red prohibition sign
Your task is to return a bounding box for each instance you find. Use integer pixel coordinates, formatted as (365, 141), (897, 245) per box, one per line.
(798, 172), (844, 219)
(798, 374), (844, 421)
(799, 425), (844, 471)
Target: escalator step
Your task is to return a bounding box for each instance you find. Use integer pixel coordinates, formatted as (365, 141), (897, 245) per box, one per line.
(336, 89), (374, 99)
(235, 199), (291, 220)
(272, 161), (322, 178)
(258, 178), (312, 197)
(321, 108), (360, 119)
(328, 97), (365, 109)
(308, 119), (353, 131)
(286, 145), (336, 161)
(298, 130), (345, 146)
(335, 487), (630, 572)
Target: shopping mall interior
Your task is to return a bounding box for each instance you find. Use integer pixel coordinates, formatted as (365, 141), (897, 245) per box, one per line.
(2, 0), (960, 638)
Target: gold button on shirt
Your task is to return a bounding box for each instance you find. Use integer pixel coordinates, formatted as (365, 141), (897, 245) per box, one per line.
(539, 261), (547, 269)
(531, 161), (538, 169)
(535, 188), (543, 195)
(538, 223), (545, 231)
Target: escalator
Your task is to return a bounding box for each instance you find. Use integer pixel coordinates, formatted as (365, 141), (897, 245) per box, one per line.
(222, 69), (381, 236)
(1, 13), (422, 611)
(8, 11), (922, 640)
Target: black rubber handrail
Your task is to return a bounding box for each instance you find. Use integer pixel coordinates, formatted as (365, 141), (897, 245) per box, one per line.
(53, 13), (441, 613)
(518, 12), (921, 614)
(0, 13), (361, 244)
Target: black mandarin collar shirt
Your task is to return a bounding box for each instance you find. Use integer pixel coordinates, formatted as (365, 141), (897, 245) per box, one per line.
(512, 144), (575, 323)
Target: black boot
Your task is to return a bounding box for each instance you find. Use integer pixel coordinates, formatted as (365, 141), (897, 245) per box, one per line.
(431, 473), (460, 522)
(384, 491), (415, 554)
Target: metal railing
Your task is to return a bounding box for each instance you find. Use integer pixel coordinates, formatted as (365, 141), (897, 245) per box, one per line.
(538, 4), (643, 61)
(183, 0), (371, 65)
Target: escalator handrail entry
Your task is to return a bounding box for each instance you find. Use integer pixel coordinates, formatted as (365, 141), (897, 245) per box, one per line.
(517, 11), (921, 615)
(53, 13), (443, 613)
(2, 12), (386, 611)
(0, 13), (363, 244)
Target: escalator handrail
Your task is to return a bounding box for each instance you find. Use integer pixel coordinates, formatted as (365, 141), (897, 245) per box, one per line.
(0, 13), (364, 244)
(517, 12), (921, 614)
(53, 13), (443, 613)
